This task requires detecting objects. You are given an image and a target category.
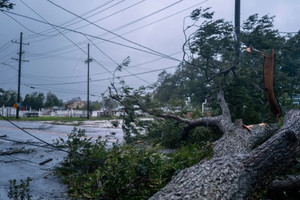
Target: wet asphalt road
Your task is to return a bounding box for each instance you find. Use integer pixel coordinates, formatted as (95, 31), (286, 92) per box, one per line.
(0, 120), (123, 199)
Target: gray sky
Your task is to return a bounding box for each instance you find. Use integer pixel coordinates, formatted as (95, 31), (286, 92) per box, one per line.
(0, 0), (299, 102)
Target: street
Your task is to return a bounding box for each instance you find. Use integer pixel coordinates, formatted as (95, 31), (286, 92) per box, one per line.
(0, 119), (123, 199)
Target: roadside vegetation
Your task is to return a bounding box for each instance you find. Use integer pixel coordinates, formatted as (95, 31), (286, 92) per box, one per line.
(54, 127), (214, 200)
(7, 177), (32, 200)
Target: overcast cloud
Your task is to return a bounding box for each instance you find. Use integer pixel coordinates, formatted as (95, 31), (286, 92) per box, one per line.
(0, 0), (299, 102)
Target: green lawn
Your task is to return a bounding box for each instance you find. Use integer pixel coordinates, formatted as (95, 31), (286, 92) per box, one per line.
(0, 116), (117, 122)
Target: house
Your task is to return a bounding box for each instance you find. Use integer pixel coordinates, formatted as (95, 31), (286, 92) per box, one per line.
(91, 106), (125, 118)
(65, 100), (85, 109)
(292, 95), (300, 106)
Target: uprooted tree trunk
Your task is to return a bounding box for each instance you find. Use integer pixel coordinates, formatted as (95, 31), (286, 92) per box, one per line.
(148, 90), (300, 200)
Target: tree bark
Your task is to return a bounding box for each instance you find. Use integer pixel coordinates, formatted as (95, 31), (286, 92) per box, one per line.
(149, 109), (300, 200)
(148, 89), (279, 157)
(268, 175), (300, 194)
(110, 84), (300, 199)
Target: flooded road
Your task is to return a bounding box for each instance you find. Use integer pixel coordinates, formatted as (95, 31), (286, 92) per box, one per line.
(0, 120), (123, 199)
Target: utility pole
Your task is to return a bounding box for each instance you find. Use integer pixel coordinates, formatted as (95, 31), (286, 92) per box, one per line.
(85, 43), (92, 119)
(235, 0), (241, 60)
(12, 32), (29, 119)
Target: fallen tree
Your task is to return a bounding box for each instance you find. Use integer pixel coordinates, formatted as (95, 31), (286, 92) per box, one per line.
(148, 90), (300, 199)
(108, 9), (300, 199)
(109, 83), (300, 199)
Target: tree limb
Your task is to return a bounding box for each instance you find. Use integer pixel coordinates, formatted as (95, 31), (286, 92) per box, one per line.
(150, 110), (300, 200)
(268, 175), (300, 192)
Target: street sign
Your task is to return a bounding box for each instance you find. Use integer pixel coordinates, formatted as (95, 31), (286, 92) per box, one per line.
(13, 103), (20, 108)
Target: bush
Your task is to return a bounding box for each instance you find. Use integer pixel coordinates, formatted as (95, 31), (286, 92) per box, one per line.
(111, 120), (119, 128)
(144, 119), (184, 148)
(143, 119), (221, 148)
(54, 128), (108, 175)
(7, 177), (32, 200)
(55, 128), (212, 199)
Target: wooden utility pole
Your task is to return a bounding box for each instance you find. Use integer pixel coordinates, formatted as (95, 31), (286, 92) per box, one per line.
(85, 43), (93, 119)
(12, 32), (29, 119)
(235, 0), (241, 60)
(87, 43), (90, 119)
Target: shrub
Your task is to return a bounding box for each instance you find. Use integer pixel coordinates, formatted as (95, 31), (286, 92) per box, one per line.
(143, 119), (221, 148)
(144, 119), (185, 148)
(55, 128), (212, 199)
(7, 177), (32, 200)
(111, 120), (119, 128)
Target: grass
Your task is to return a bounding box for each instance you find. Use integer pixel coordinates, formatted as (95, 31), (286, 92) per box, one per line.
(0, 116), (119, 122)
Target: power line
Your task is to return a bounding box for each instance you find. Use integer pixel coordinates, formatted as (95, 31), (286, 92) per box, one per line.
(24, 42), (87, 61)
(22, 69), (103, 79)
(0, 137), (60, 151)
(1, 62), (18, 71)
(2, 11), (52, 37)
(34, 0), (146, 45)
(103, 65), (178, 80)
(42, 0), (128, 37)
(17, 0), (113, 75)
(105, 0), (185, 34)
(46, 0), (181, 62)
(115, 0), (209, 38)
(85, 36), (150, 84)
(7, 0), (197, 62)
(26, 65), (177, 86)
(88, 0), (146, 27)
(19, 50), (181, 81)
(23, 84), (101, 97)
(20, 0), (206, 63)
(60, 0), (178, 38)
(26, 80), (87, 86)
(0, 114), (61, 149)
(23, 0), (117, 39)
(1, 9), (180, 61)
(0, 75), (18, 84)
(0, 40), (12, 51)
(0, 49), (18, 61)
(21, 0), (138, 44)
(0, 114), (104, 164)
(19, 0), (86, 54)
(129, 51), (182, 69)
(3, 154), (41, 166)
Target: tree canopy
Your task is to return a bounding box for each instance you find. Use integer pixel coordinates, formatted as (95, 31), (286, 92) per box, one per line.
(107, 7), (300, 199)
(153, 9), (299, 124)
(0, 0), (14, 9)
(0, 88), (19, 107)
(44, 92), (63, 108)
(22, 92), (45, 110)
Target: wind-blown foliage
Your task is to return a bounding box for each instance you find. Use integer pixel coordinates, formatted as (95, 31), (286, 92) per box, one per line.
(0, 88), (19, 107)
(154, 9), (299, 124)
(22, 92), (45, 110)
(55, 128), (212, 199)
(0, 0), (14, 9)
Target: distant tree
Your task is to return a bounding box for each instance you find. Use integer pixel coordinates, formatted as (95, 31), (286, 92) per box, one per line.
(22, 92), (45, 110)
(89, 101), (101, 111)
(44, 92), (63, 108)
(280, 31), (300, 77)
(0, 0), (14, 9)
(0, 88), (19, 107)
(101, 96), (118, 110)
